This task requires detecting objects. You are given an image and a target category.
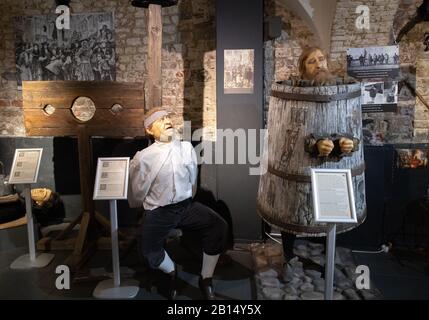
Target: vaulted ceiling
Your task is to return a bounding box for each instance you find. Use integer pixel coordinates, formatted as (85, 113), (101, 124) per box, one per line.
(281, 0), (338, 52)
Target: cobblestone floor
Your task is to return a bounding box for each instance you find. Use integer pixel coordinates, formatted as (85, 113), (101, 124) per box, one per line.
(250, 240), (382, 300)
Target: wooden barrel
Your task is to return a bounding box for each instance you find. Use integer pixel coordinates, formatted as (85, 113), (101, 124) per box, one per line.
(257, 80), (366, 237)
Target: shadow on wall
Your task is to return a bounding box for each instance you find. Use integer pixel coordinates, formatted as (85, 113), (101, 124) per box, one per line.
(178, 0), (215, 132)
(177, 0), (234, 249)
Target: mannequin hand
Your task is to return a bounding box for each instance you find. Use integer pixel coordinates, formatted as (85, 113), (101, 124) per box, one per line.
(316, 139), (334, 157)
(339, 137), (354, 154)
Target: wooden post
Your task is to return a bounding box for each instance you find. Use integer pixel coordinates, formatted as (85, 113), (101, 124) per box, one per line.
(147, 4), (162, 110)
(77, 125), (94, 215)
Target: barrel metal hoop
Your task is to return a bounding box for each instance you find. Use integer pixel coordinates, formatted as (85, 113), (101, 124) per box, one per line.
(268, 163), (366, 182)
(257, 203), (367, 236)
(271, 89), (361, 102)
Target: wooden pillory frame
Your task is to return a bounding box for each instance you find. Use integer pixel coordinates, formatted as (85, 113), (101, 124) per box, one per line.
(23, 81), (145, 271)
(22, 0), (178, 272)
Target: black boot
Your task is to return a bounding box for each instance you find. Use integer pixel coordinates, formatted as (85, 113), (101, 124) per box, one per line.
(168, 270), (178, 300)
(198, 276), (216, 300)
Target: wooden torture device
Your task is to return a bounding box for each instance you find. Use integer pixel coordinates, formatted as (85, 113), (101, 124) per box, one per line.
(23, 81), (145, 271)
(257, 79), (367, 237)
(22, 0), (178, 272)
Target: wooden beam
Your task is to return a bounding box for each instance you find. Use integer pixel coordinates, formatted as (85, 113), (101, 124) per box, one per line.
(77, 127), (93, 215)
(73, 211), (91, 255)
(23, 81), (144, 94)
(0, 216), (27, 230)
(23, 97), (144, 110)
(54, 213), (83, 241)
(94, 211), (127, 240)
(147, 4), (163, 110)
(24, 109), (145, 130)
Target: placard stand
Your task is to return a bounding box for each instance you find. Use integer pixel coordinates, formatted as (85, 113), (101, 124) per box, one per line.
(324, 223), (336, 300)
(10, 184), (54, 269)
(93, 200), (139, 299)
(92, 157), (139, 299)
(310, 168), (358, 301)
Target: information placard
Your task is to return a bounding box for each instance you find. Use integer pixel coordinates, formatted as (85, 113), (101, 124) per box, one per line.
(8, 148), (43, 184)
(93, 157), (129, 200)
(310, 169), (357, 223)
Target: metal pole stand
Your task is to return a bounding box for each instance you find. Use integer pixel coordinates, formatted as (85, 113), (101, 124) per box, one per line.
(324, 223), (336, 300)
(10, 184), (55, 269)
(93, 200), (139, 299)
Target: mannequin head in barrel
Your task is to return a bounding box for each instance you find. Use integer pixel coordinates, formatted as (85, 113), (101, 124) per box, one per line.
(298, 47), (355, 156)
(298, 47), (333, 82)
(144, 107), (175, 142)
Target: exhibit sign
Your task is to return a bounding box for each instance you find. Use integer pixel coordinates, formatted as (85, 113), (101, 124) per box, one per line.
(310, 168), (357, 223)
(346, 45), (400, 80)
(361, 81), (398, 113)
(93, 157), (129, 200)
(9, 148), (43, 184)
(224, 49), (254, 94)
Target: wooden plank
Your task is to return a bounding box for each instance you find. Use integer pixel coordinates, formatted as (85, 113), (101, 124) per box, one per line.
(147, 4), (162, 109)
(65, 240), (97, 273)
(36, 237), (52, 251)
(73, 211), (91, 255)
(54, 213), (83, 241)
(23, 81), (144, 93)
(0, 216), (26, 230)
(23, 97), (144, 110)
(26, 127), (146, 137)
(23, 109), (145, 129)
(94, 211), (127, 240)
(78, 126), (94, 215)
(37, 237), (77, 251)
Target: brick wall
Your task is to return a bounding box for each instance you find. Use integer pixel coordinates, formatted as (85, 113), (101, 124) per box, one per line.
(0, 0), (216, 140)
(264, 0), (317, 124)
(331, 0), (428, 145)
(1, 0), (428, 146)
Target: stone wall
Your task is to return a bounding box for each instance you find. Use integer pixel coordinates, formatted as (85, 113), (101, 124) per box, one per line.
(0, 0), (216, 140)
(1, 0), (428, 146)
(266, 0), (428, 146)
(331, 0), (428, 145)
(263, 0), (317, 124)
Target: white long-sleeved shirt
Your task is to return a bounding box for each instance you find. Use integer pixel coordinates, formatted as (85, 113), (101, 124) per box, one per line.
(128, 139), (197, 210)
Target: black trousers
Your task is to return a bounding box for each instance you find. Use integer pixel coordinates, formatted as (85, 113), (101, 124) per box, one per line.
(140, 198), (228, 269)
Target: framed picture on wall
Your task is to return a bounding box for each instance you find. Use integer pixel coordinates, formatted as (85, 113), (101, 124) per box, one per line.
(396, 148), (429, 169)
(361, 81), (398, 113)
(346, 45), (400, 80)
(14, 12), (116, 89)
(224, 49), (254, 94)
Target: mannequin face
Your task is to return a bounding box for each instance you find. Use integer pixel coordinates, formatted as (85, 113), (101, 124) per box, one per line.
(146, 115), (175, 142)
(303, 49), (330, 80)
